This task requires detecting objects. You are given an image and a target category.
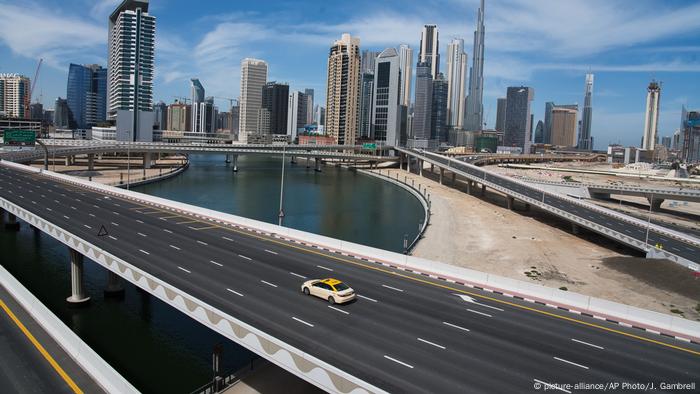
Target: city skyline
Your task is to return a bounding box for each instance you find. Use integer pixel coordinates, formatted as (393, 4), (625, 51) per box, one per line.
(1, 0), (700, 148)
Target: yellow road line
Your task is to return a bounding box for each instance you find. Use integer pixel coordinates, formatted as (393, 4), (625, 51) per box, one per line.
(175, 220), (199, 224)
(190, 225), (221, 231)
(158, 215), (183, 220)
(0, 299), (83, 394)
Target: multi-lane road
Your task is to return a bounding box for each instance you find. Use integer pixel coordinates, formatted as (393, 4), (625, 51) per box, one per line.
(1, 164), (699, 393)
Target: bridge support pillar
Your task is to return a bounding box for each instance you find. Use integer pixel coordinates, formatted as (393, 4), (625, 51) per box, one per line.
(64, 156), (71, 166)
(66, 248), (90, 304)
(430, 163), (434, 172)
(5, 213), (19, 231)
(104, 271), (125, 298)
(143, 152), (153, 170)
(398, 154), (403, 170)
(524, 203), (531, 211)
(232, 155), (238, 172)
(419, 160), (423, 176)
(481, 184), (486, 196)
(571, 223), (580, 235)
(648, 197), (664, 211)
(439, 168), (444, 184)
(451, 172), (456, 185)
(506, 196), (514, 210)
(87, 154), (95, 171)
(315, 158), (322, 172)
(225, 154), (231, 163)
(291, 156), (297, 164)
(306, 157), (310, 169)
(466, 181), (472, 194)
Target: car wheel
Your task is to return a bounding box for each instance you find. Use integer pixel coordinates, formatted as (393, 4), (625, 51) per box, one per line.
(303, 287), (310, 295)
(328, 296), (335, 305)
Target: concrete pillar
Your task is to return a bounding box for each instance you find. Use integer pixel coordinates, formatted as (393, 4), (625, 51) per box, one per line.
(66, 249), (90, 304)
(291, 156), (297, 164)
(506, 196), (514, 210)
(104, 271), (125, 297)
(648, 197), (664, 211)
(5, 213), (19, 231)
(466, 181), (472, 194)
(306, 156), (311, 169)
(430, 163), (434, 172)
(87, 154), (95, 171)
(225, 154), (231, 163)
(571, 223), (580, 235)
(143, 152), (153, 169)
(315, 158), (322, 172)
(419, 160), (423, 176)
(439, 168), (444, 184)
(481, 184), (486, 196)
(524, 203), (531, 211)
(64, 156), (70, 166)
(399, 154), (403, 170)
(452, 172), (456, 184)
(232, 155), (238, 172)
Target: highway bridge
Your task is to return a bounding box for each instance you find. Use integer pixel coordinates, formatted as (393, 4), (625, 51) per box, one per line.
(397, 148), (700, 270)
(1, 159), (699, 393)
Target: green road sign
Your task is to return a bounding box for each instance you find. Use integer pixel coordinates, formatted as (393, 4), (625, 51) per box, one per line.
(3, 129), (36, 147)
(362, 143), (377, 150)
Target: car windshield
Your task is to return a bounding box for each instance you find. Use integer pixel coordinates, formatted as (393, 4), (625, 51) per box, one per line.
(333, 282), (350, 291)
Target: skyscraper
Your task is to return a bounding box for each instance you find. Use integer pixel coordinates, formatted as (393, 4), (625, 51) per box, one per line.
(191, 78), (204, 104)
(0, 73), (30, 119)
(190, 78), (207, 133)
(398, 44), (413, 107)
(577, 73), (594, 150)
(325, 33), (361, 145)
(642, 80), (661, 151)
(239, 58), (268, 143)
(154, 101), (167, 129)
(166, 101), (191, 131)
(446, 39), (467, 129)
(534, 120), (544, 144)
(53, 97), (70, 128)
(495, 97), (506, 133)
(371, 48), (401, 146)
(361, 50), (379, 75)
(464, 0), (485, 131)
(410, 62), (433, 147)
(680, 106), (700, 163)
(287, 91), (308, 140)
(262, 82), (289, 135)
(544, 102), (578, 144)
(66, 64), (107, 129)
(418, 25), (439, 79)
(194, 97), (216, 134)
(504, 86), (534, 151)
(108, 0), (155, 141)
(551, 107), (578, 147)
(432, 73), (448, 143)
(304, 88), (314, 125)
(359, 72), (374, 139)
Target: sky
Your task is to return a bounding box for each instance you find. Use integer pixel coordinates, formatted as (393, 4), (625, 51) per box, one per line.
(1, 0), (699, 149)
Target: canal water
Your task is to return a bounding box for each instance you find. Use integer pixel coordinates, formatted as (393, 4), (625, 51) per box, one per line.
(0, 154), (424, 393)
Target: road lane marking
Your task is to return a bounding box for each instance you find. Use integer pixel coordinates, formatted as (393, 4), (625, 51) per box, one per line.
(554, 357), (589, 370)
(455, 294), (505, 311)
(196, 240), (208, 246)
(169, 245), (181, 250)
(111, 222), (119, 226)
(290, 272), (307, 279)
(261, 280), (277, 288)
(383, 355), (413, 369)
(83, 225), (92, 229)
(112, 211), (120, 215)
(534, 379), (570, 393)
(163, 229), (173, 233)
(467, 308), (492, 317)
(328, 306), (349, 315)
(108, 236), (118, 241)
(226, 288), (244, 297)
(292, 317), (314, 327)
(176, 220), (198, 224)
(46, 208), (52, 212)
(0, 299), (83, 394)
(571, 338), (604, 350)
(265, 249), (278, 255)
(135, 219), (143, 224)
(238, 254), (252, 261)
(382, 284), (404, 292)
(139, 249), (149, 255)
(209, 260), (223, 267)
(443, 321), (470, 332)
(222, 236), (234, 241)
(191, 225), (219, 230)
(317, 265), (333, 271)
(357, 294), (378, 303)
(177, 266), (191, 274)
(417, 337), (446, 349)
(70, 206), (76, 210)
(88, 213), (95, 217)
(137, 232), (147, 237)
(63, 215), (70, 219)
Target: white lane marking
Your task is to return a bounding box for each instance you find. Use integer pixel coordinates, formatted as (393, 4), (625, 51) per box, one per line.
(382, 284), (404, 292)
(138, 232), (147, 237)
(328, 305), (349, 315)
(357, 294), (378, 303)
(238, 254), (252, 261)
(63, 215), (70, 219)
(210, 260), (223, 267)
(83, 225), (92, 229)
(443, 321), (470, 332)
(139, 249), (150, 255)
(54, 200), (60, 203)
(222, 236), (234, 241)
(533, 379), (571, 394)
(89, 213), (95, 217)
(317, 265), (333, 271)
(454, 294), (504, 311)
(31, 201), (37, 204)
(177, 266), (191, 274)
(113, 211), (120, 215)
(163, 229), (173, 233)
(265, 249), (278, 255)
(571, 338), (604, 350)
(417, 337), (446, 349)
(197, 240), (208, 245)
(46, 208), (52, 212)
(93, 205), (99, 208)
(554, 357), (589, 370)
(383, 355), (414, 369)
(467, 308), (492, 318)
(73, 198), (79, 201)
(107, 235), (118, 241)
(135, 219), (144, 224)
(292, 317), (314, 327)
(111, 222), (119, 226)
(226, 288), (244, 297)
(113, 203), (121, 207)
(261, 280), (278, 288)
(70, 206), (76, 210)
(290, 272), (307, 279)
(169, 245), (181, 250)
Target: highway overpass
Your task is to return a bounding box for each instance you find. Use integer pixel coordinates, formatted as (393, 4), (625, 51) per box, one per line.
(1, 160), (699, 393)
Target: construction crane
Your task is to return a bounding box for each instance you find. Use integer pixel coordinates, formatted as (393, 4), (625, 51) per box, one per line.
(214, 96), (238, 109)
(26, 58), (42, 116)
(172, 96), (191, 104)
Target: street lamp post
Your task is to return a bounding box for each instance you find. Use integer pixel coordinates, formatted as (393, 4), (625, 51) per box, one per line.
(645, 193), (653, 249)
(278, 145), (286, 226)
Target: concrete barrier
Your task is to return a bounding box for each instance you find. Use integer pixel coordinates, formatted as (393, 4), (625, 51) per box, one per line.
(0, 265), (138, 394)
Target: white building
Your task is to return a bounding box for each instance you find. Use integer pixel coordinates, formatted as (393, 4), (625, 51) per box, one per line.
(287, 91), (307, 141)
(446, 39), (467, 129)
(642, 80), (661, 151)
(0, 73), (30, 119)
(239, 58), (268, 143)
(398, 44), (413, 107)
(371, 48), (401, 146)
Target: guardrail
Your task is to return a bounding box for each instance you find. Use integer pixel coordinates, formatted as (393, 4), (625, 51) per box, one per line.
(508, 175), (700, 197)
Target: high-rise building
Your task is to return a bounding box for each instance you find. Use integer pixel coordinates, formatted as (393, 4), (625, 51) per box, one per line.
(190, 79), (207, 133)
(504, 86), (534, 150)
(446, 39), (467, 129)
(66, 64), (107, 129)
(534, 120), (544, 144)
(410, 62), (433, 146)
(153, 101), (167, 129)
(371, 48), (402, 146)
(304, 88), (314, 125)
(230, 104), (239, 136)
(53, 97), (71, 128)
(193, 97), (215, 134)
(239, 58), (268, 143)
(30, 103), (43, 121)
(578, 73), (594, 150)
(166, 101), (191, 131)
(680, 106), (700, 163)
(359, 73), (374, 139)
(661, 135), (672, 149)
(108, 0), (155, 141)
(464, 0), (486, 131)
(190, 78), (205, 104)
(262, 82), (289, 135)
(551, 107), (578, 147)
(544, 102), (578, 144)
(315, 105), (325, 128)
(0, 73), (30, 119)
(495, 97), (506, 133)
(642, 80), (661, 151)
(398, 44), (413, 107)
(431, 73), (448, 143)
(325, 33), (361, 145)
(361, 50), (379, 76)
(287, 91), (308, 140)
(418, 25), (439, 79)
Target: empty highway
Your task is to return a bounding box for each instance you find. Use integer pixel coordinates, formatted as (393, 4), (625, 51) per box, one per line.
(1, 164), (699, 393)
